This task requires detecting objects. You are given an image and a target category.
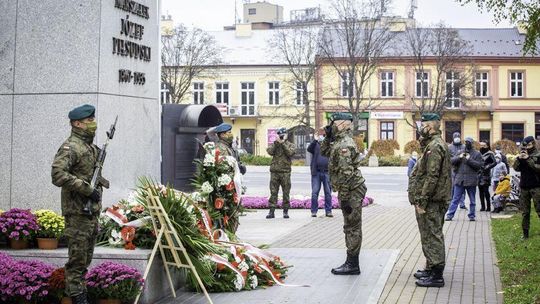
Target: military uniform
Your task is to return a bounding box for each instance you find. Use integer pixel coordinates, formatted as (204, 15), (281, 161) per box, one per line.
(266, 129), (295, 218)
(408, 113), (452, 287)
(321, 113), (367, 275)
(512, 136), (540, 239)
(51, 104), (105, 303)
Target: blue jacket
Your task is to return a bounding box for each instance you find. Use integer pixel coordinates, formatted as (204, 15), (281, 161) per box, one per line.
(407, 157), (417, 177)
(307, 140), (329, 176)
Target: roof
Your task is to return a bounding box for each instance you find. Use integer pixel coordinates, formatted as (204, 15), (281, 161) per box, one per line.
(207, 27), (538, 67)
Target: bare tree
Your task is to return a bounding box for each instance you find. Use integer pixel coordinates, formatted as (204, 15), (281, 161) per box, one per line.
(405, 23), (476, 129)
(268, 26), (320, 131)
(318, 0), (396, 131)
(161, 24), (222, 104)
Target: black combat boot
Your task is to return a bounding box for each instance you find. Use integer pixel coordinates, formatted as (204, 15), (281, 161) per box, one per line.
(416, 265), (444, 287)
(413, 268), (431, 279)
(331, 254), (360, 275)
(72, 292), (89, 304)
(266, 208), (275, 219)
(283, 208), (289, 219)
(522, 229), (529, 240)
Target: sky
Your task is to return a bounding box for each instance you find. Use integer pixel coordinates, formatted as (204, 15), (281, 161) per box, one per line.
(161, 0), (513, 30)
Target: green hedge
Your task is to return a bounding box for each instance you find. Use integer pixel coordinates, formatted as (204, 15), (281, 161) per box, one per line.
(240, 155), (272, 166)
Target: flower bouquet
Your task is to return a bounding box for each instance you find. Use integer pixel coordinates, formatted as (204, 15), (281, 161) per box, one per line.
(85, 262), (144, 303)
(0, 252), (54, 303)
(34, 209), (65, 249)
(0, 208), (39, 249)
(193, 142), (244, 233)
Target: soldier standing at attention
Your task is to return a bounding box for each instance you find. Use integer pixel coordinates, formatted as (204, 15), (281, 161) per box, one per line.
(408, 113), (451, 287)
(321, 113), (367, 275)
(51, 104), (108, 304)
(266, 128), (295, 219)
(513, 136), (540, 239)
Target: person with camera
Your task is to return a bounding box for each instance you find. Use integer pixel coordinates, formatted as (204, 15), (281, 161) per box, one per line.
(321, 113), (367, 275)
(513, 136), (540, 239)
(445, 137), (484, 221)
(266, 128), (296, 219)
(51, 104), (108, 304)
(307, 127), (333, 217)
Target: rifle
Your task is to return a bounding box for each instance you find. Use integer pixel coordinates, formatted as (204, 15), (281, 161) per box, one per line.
(83, 116), (118, 215)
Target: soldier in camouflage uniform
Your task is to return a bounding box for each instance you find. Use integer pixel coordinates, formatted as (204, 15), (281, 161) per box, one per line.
(513, 136), (540, 239)
(266, 127), (296, 219)
(321, 113), (367, 275)
(214, 123), (246, 232)
(408, 113), (452, 288)
(51, 104), (108, 304)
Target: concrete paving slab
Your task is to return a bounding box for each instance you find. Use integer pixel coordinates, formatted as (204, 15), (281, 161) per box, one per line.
(159, 248), (399, 304)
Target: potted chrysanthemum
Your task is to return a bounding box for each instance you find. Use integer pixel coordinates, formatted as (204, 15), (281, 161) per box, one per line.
(0, 208), (39, 249)
(34, 209), (65, 249)
(86, 262), (144, 304)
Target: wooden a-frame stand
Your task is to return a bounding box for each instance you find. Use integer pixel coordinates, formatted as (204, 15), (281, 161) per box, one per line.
(134, 191), (213, 304)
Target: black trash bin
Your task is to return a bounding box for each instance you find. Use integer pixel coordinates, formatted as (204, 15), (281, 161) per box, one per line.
(161, 104), (223, 191)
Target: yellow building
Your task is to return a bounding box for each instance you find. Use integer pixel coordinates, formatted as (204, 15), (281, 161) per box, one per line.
(316, 28), (540, 153)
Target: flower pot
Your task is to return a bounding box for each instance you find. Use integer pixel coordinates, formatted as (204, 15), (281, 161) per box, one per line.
(9, 239), (29, 249)
(98, 299), (121, 304)
(61, 297), (72, 304)
(37, 238), (59, 250)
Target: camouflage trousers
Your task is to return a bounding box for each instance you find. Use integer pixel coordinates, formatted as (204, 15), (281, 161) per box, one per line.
(65, 214), (98, 297)
(338, 183), (367, 256)
(519, 187), (540, 231)
(268, 172), (291, 209)
(416, 202), (447, 270)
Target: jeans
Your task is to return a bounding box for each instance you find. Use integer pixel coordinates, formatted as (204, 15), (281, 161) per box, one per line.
(311, 171), (332, 214)
(446, 185), (477, 219)
(451, 182), (466, 208)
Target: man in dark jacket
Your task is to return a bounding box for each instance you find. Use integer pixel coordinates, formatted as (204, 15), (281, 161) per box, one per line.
(445, 137), (484, 221)
(478, 141), (496, 211)
(448, 132), (467, 209)
(307, 128), (333, 217)
(513, 136), (540, 239)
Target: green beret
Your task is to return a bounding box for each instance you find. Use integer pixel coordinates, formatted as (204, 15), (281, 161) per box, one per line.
(421, 113), (440, 122)
(68, 104), (95, 120)
(331, 112), (353, 122)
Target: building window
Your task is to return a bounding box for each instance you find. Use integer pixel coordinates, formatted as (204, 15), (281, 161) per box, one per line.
(380, 71), (394, 97)
(475, 72), (489, 97)
(535, 113), (540, 140)
(296, 81), (306, 105)
(510, 71), (524, 97)
(241, 82), (255, 116)
(341, 72), (354, 97)
(380, 121), (394, 140)
(216, 82), (229, 114)
(193, 82), (204, 104)
(501, 123), (524, 143)
(445, 71), (460, 108)
(415, 71), (429, 98)
(248, 8), (256, 15)
(268, 81), (280, 105)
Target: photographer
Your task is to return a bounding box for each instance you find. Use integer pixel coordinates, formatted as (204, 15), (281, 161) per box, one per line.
(512, 136), (540, 239)
(266, 128), (296, 219)
(445, 137), (484, 221)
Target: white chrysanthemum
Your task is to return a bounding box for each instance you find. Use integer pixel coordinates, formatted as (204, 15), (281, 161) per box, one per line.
(108, 229), (124, 246)
(238, 261), (249, 272)
(250, 275), (258, 289)
(217, 174), (232, 186)
(204, 142), (215, 150)
(201, 182), (214, 194)
(203, 153), (215, 167)
(190, 192), (204, 202)
(233, 274), (244, 291)
(126, 191), (138, 206)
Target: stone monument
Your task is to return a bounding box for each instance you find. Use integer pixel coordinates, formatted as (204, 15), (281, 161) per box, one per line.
(0, 0), (160, 212)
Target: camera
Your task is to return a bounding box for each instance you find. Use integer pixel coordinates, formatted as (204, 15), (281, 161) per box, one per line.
(279, 135), (285, 140)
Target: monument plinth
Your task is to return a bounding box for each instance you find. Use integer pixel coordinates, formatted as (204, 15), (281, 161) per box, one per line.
(0, 0), (160, 211)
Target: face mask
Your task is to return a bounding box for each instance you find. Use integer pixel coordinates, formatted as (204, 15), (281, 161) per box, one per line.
(453, 137), (461, 145)
(318, 135), (325, 142)
(480, 147), (488, 154)
(496, 158), (501, 163)
(420, 125), (431, 137)
(412, 155), (417, 160)
(223, 134), (234, 144)
(465, 142), (472, 150)
(527, 147), (535, 154)
(83, 121), (97, 137)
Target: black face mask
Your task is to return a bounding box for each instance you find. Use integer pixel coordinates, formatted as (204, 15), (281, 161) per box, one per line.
(465, 142), (472, 150)
(480, 147), (489, 154)
(527, 147), (536, 154)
